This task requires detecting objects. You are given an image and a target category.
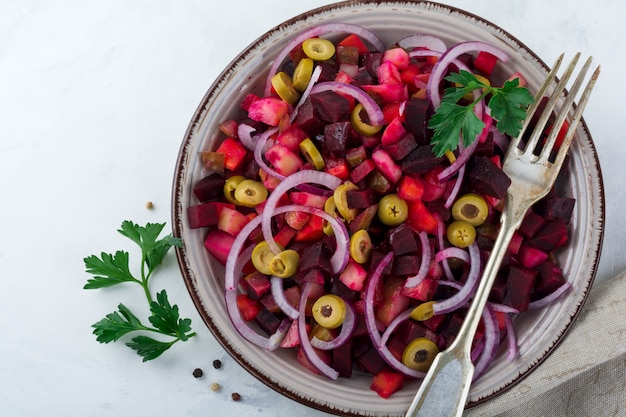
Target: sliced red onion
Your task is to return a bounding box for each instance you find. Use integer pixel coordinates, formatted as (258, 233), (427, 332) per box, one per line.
(254, 127), (284, 181)
(265, 23), (385, 96)
(504, 313), (518, 361)
(435, 215), (456, 281)
(471, 337), (485, 363)
(444, 164), (465, 209)
(491, 125), (510, 152)
(291, 64), (323, 121)
(528, 282), (573, 309)
(399, 34), (447, 52)
(237, 123), (257, 151)
(427, 41), (509, 108)
(271, 276), (300, 320)
(298, 282), (340, 380)
(262, 170), (342, 254)
(310, 81), (386, 126)
(473, 304), (500, 380)
(363, 252), (426, 378)
(225, 289), (290, 351)
(405, 231), (432, 288)
(225, 216), (264, 290)
(435, 246), (471, 264)
(380, 308), (413, 347)
(432, 241), (481, 316)
(489, 303), (520, 314)
(310, 303), (356, 350)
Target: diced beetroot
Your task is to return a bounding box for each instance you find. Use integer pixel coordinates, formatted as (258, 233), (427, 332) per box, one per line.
(243, 271), (271, 300)
(381, 116), (407, 146)
(377, 60), (403, 85)
(519, 210), (547, 238)
(217, 206), (251, 236)
(503, 266), (538, 312)
(324, 157), (350, 180)
(193, 172), (226, 202)
(404, 97), (431, 145)
(508, 231), (523, 255)
(372, 149), (402, 184)
(468, 157), (512, 200)
(473, 51), (499, 76)
(383, 132), (418, 161)
(255, 308), (282, 335)
(382, 47), (410, 71)
(402, 277), (438, 302)
(203, 229), (235, 265)
(248, 97), (290, 127)
(401, 145), (443, 175)
(236, 294), (263, 321)
(276, 125), (308, 152)
(273, 225), (297, 248)
(215, 137), (248, 172)
(356, 345), (388, 375)
(422, 312), (447, 333)
(310, 90), (351, 123)
(388, 223), (419, 256)
(298, 241), (334, 275)
(400, 64), (423, 94)
(533, 261), (566, 299)
(350, 158), (377, 184)
(324, 121), (352, 155)
(406, 199), (438, 235)
(376, 277), (410, 327)
(346, 188), (377, 209)
(361, 83), (408, 104)
(382, 102), (406, 124)
(371, 371), (404, 399)
(259, 167), (281, 191)
(297, 346), (332, 375)
(397, 175), (425, 202)
(517, 244), (549, 269)
(294, 98), (326, 137)
(289, 191), (327, 209)
(332, 337), (353, 378)
(187, 201), (235, 228)
(339, 260), (368, 291)
(265, 143), (304, 176)
(240, 93), (259, 111)
(535, 196), (576, 223)
(527, 219), (569, 252)
(393, 255), (421, 275)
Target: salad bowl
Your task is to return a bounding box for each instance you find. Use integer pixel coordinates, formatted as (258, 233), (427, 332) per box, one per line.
(171, 1), (604, 415)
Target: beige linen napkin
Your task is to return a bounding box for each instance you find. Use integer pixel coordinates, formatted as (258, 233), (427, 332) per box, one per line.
(464, 271), (626, 417)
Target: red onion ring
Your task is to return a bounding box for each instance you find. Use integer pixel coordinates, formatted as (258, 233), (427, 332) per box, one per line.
(310, 81), (386, 126)
(473, 304), (500, 380)
(426, 41), (509, 109)
(444, 164), (465, 209)
(432, 241), (481, 316)
(504, 313), (518, 361)
(237, 123), (257, 151)
(310, 303), (356, 350)
(265, 23), (385, 96)
(380, 308), (413, 347)
(435, 215), (456, 281)
(261, 170), (342, 254)
(405, 231), (432, 288)
(528, 282), (573, 309)
(298, 282), (340, 380)
(435, 246), (471, 264)
(254, 127), (283, 180)
(271, 276), (300, 320)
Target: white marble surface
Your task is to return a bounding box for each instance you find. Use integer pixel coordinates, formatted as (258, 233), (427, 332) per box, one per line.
(0, 1), (622, 416)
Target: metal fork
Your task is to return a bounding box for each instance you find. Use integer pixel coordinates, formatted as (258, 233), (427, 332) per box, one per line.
(405, 54), (601, 417)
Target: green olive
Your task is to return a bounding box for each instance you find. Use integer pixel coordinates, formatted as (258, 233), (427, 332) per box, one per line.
(410, 301), (436, 322)
(292, 58), (314, 92)
(271, 71), (300, 105)
(302, 38), (336, 61)
(446, 220), (476, 248)
(377, 194), (408, 226)
(349, 229), (372, 264)
(350, 103), (383, 136)
(251, 241), (280, 275)
(333, 182), (359, 222)
(451, 193), (489, 226)
(299, 138), (325, 170)
(223, 175), (246, 204)
(402, 337), (439, 372)
(269, 249), (300, 278)
(312, 294), (347, 329)
(234, 179), (268, 207)
(322, 195), (341, 236)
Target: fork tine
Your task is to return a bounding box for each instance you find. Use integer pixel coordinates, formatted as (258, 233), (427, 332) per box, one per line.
(523, 53), (581, 154)
(539, 56), (594, 162)
(551, 64), (601, 169)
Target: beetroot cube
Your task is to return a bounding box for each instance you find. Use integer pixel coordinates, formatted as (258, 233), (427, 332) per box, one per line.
(192, 172), (226, 202)
(401, 145), (443, 175)
(255, 308), (282, 335)
(527, 219), (569, 252)
(536, 196), (576, 223)
(519, 210), (546, 238)
(346, 188), (377, 209)
(332, 338), (353, 378)
(311, 91), (351, 123)
(356, 346), (388, 375)
(517, 244), (549, 269)
(243, 271), (271, 300)
(298, 241), (334, 275)
(404, 97), (431, 145)
(294, 98), (325, 137)
(323, 121), (352, 155)
(187, 201), (235, 229)
(503, 266), (537, 312)
(382, 132), (418, 161)
(350, 159), (377, 184)
(533, 261), (566, 299)
(203, 229), (235, 265)
(468, 157), (512, 199)
(393, 255), (422, 275)
(371, 371), (404, 399)
(388, 223), (419, 256)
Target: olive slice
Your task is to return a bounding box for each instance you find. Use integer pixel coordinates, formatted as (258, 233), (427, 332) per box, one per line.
(270, 71), (300, 105)
(223, 175), (246, 204)
(451, 193), (489, 226)
(333, 182), (359, 222)
(349, 229), (372, 264)
(233, 179), (268, 207)
(292, 58), (314, 92)
(312, 294), (346, 329)
(377, 194), (408, 226)
(302, 38), (335, 61)
(251, 241), (277, 275)
(402, 337), (439, 372)
(446, 220), (477, 248)
(269, 249), (300, 278)
(410, 301), (436, 322)
(350, 103), (383, 136)
(299, 138), (325, 170)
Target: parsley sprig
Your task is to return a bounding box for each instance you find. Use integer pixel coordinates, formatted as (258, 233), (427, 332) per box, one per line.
(428, 70), (534, 157)
(84, 221), (196, 362)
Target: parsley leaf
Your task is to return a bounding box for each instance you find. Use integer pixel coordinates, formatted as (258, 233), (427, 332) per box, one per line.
(428, 70), (534, 157)
(84, 220), (194, 362)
